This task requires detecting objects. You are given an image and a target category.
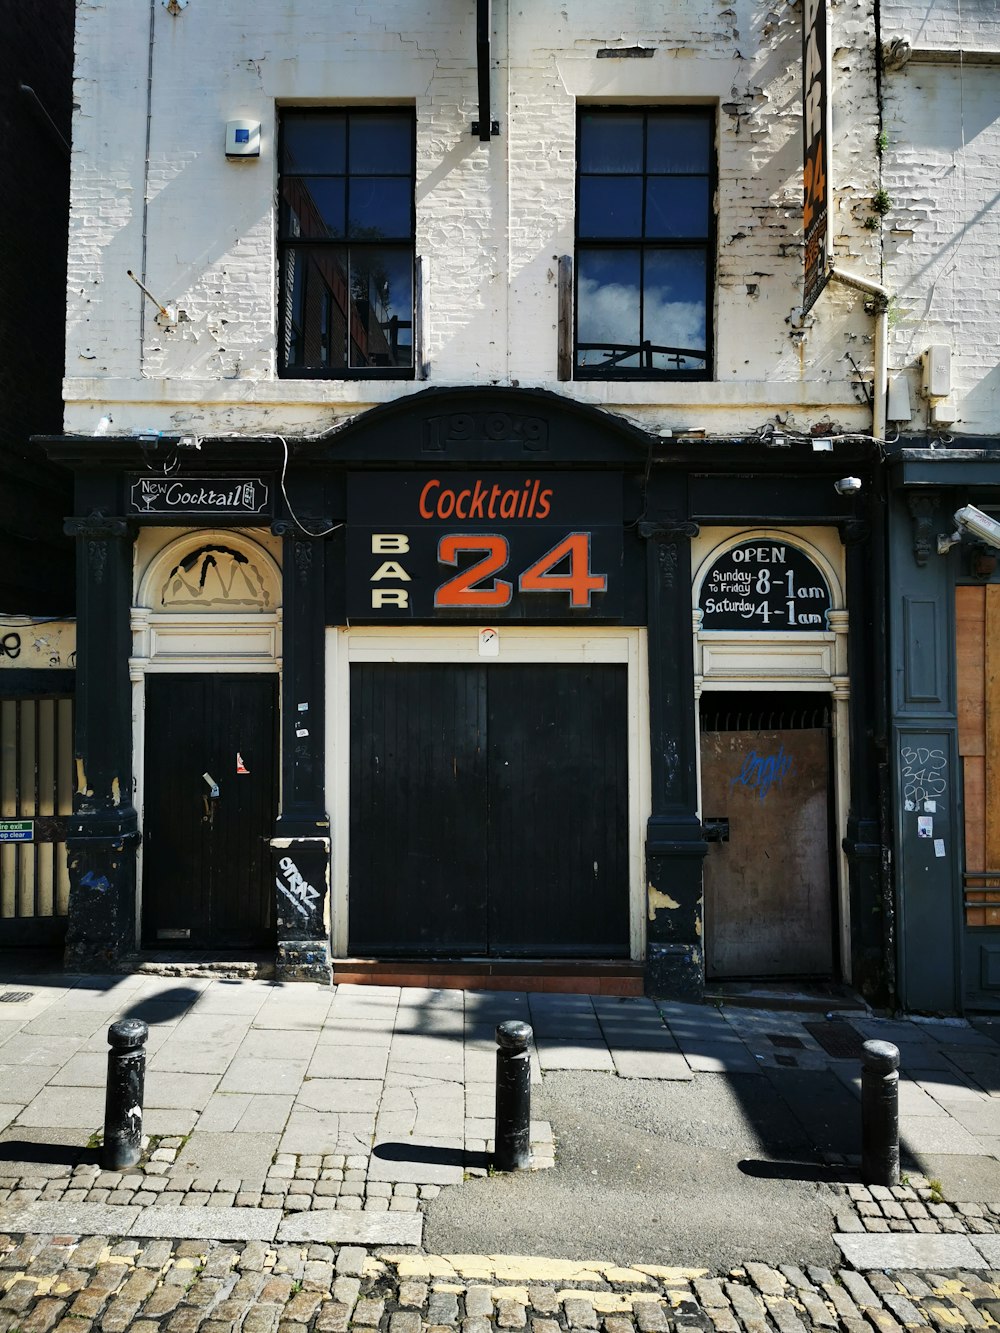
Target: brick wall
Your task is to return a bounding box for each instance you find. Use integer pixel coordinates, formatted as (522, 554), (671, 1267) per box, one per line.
(65, 0), (885, 439)
(880, 0), (1000, 435)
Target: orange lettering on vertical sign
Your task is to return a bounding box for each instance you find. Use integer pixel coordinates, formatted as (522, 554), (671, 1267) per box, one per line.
(802, 0), (830, 312)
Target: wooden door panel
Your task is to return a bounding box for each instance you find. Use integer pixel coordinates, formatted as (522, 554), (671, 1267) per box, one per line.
(702, 728), (833, 978)
(487, 665), (629, 957)
(208, 676), (276, 948)
(349, 663), (489, 954)
(143, 676), (211, 945)
(143, 675), (276, 949)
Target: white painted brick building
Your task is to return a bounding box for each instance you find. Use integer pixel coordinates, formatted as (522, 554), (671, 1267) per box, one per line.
(880, 0), (1000, 435)
(65, 0), (884, 440)
(877, 0), (1000, 1014)
(47, 0), (948, 1005)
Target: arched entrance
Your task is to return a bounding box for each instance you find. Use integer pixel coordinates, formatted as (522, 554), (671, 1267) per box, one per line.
(132, 530), (282, 949)
(692, 528), (851, 981)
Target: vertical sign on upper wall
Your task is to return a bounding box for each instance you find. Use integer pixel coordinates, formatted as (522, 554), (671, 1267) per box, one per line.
(802, 0), (831, 313)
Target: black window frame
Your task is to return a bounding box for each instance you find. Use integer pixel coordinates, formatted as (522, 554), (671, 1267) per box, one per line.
(278, 107), (417, 380)
(574, 106), (716, 383)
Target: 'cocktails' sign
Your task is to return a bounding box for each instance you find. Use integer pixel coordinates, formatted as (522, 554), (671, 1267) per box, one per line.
(347, 472), (622, 620)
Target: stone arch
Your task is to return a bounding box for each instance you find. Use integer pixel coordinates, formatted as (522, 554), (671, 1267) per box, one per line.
(136, 530), (282, 613)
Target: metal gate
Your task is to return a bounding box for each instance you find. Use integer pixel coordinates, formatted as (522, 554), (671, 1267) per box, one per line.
(142, 674), (278, 949)
(0, 695), (74, 943)
(349, 662), (630, 957)
(700, 695), (835, 979)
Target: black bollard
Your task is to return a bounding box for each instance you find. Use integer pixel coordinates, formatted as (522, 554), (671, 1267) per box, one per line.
(495, 1020), (533, 1171)
(102, 1018), (149, 1170)
(861, 1038), (900, 1188)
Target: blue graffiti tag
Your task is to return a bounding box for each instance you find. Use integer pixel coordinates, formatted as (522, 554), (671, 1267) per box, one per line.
(730, 746), (794, 801)
(79, 870), (111, 892)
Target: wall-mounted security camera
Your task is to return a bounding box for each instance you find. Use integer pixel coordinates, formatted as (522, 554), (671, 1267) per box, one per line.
(937, 504), (1000, 555)
(953, 505), (1000, 549)
(834, 476), (862, 496)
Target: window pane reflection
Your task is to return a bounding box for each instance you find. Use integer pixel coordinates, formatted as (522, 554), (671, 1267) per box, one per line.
(578, 178), (643, 238)
(281, 247), (349, 370)
(644, 250), (707, 370)
(646, 115), (712, 173)
(280, 109), (415, 378)
(349, 114), (413, 174)
(645, 178), (710, 239)
(282, 115), (346, 174)
(348, 178), (412, 239)
(280, 178), (346, 239)
(579, 114), (643, 173)
(576, 249), (641, 369)
(349, 247), (413, 368)
(575, 108), (713, 379)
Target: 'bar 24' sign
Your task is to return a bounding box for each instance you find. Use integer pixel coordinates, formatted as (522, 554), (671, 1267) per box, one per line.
(347, 472), (622, 620)
(700, 541), (831, 630)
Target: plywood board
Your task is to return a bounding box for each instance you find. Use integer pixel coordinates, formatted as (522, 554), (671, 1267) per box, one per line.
(956, 585), (986, 756)
(964, 754), (986, 875)
(701, 728), (832, 978)
(986, 587), (1000, 867)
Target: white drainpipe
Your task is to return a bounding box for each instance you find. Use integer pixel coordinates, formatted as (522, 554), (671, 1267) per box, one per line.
(828, 266), (889, 442)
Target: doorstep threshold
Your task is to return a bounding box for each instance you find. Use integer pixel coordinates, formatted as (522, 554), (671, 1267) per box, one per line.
(332, 957), (644, 995)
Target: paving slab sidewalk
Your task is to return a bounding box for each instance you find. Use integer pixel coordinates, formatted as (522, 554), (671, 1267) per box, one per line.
(0, 966), (998, 1254)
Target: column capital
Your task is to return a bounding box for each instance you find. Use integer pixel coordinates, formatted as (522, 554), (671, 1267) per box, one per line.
(64, 511), (130, 539)
(638, 519), (700, 542)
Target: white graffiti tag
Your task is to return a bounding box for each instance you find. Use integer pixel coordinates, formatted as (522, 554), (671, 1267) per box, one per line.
(275, 855), (320, 918)
(900, 746), (947, 806)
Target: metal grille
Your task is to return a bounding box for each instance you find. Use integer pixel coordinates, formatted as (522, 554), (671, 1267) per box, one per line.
(0, 992), (34, 1003)
(0, 696), (74, 922)
(804, 1020), (866, 1059)
(701, 695), (832, 732)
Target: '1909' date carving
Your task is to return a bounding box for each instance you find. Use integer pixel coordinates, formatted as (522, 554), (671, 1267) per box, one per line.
(423, 413), (549, 453)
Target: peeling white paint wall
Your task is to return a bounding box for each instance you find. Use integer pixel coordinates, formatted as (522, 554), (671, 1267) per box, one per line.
(880, 0), (1000, 435)
(65, 0), (883, 438)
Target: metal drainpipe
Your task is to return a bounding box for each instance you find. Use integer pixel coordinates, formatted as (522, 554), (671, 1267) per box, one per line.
(828, 266), (889, 441)
(139, 0), (156, 364)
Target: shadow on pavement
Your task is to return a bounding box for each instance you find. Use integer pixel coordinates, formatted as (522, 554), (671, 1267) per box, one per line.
(373, 1141), (490, 1171)
(738, 1157), (857, 1182)
(0, 1137), (99, 1169)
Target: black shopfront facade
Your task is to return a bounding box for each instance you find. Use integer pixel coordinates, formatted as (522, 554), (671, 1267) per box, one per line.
(42, 387), (889, 1001)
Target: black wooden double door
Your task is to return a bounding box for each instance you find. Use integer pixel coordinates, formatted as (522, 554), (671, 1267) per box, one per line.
(142, 674), (277, 949)
(349, 663), (630, 957)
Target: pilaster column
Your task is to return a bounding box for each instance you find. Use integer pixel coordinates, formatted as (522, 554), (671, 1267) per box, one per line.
(62, 512), (138, 970)
(840, 508), (891, 1004)
(271, 520), (331, 982)
(640, 515), (708, 999)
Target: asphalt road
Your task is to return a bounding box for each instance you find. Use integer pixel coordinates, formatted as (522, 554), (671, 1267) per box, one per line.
(424, 1069), (845, 1268)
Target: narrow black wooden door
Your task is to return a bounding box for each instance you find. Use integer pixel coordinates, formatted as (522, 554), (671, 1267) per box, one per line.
(349, 663), (629, 957)
(488, 665), (629, 956)
(143, 674), (277, 949)
(349, 664), (489, 954)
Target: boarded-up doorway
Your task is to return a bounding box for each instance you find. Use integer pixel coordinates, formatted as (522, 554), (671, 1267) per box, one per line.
(700, 692), (835, 979)
(348, 662), (630, 958)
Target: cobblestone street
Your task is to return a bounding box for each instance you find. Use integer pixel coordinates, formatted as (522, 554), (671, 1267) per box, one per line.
(4, 1230), (1000, 1333)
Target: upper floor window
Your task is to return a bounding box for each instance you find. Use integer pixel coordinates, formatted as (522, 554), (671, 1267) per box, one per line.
(575, 108), (714, 380)
(279, 109), (415, 377)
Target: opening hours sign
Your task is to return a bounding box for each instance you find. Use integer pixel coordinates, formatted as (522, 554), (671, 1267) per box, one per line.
(699, 542), (831, 631)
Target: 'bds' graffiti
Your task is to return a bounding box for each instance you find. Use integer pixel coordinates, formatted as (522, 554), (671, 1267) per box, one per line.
(730, 747), (795, 801)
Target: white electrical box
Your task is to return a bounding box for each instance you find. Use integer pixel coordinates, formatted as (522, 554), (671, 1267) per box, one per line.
(922, 345), (951, 398)
(226, 120), (260, 158)
(887, 374), (912, 422)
